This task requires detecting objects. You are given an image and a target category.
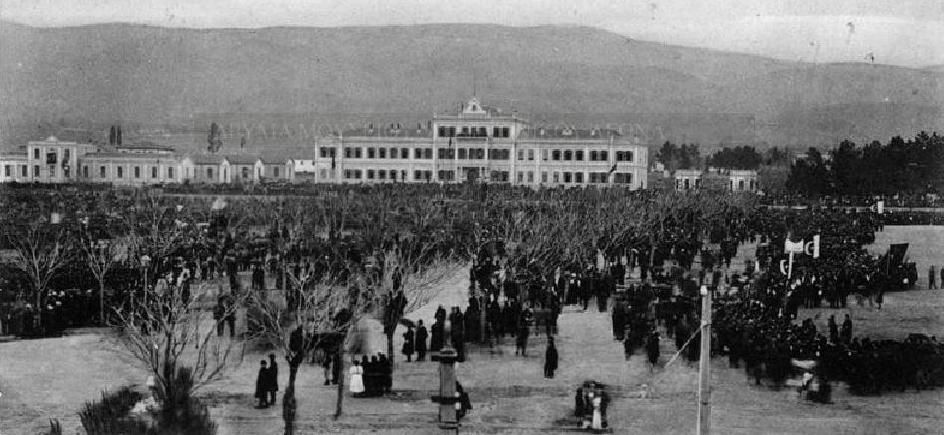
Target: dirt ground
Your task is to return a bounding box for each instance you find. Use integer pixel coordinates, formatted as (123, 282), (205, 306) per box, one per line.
(2, 225), (943, 434)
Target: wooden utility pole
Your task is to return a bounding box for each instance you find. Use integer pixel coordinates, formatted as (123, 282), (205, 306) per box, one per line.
(697, 284), (712, 435)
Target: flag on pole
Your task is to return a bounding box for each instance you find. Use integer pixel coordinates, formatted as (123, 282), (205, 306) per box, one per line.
(804, 235), (821, 258)
(785, 238), (804, 253)
(608, 163), (618, 174)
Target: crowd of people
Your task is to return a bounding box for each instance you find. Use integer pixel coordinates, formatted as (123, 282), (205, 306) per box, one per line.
(4, 183), (944, 424)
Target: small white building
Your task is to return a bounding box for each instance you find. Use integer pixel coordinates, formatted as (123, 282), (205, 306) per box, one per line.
(0, 150), (29, 183)
(181, 155), (230, 184)
(674, 168), (757, 192)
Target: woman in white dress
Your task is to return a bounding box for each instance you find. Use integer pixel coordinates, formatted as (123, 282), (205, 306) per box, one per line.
(591, 394), (603, 430)
(349, 360), (365, 397)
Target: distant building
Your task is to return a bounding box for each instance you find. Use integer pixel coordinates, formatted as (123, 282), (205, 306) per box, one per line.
(0, 150), (29, 183)
(293, 159), (317, 173)
(180, 155), (229, 184)
(80, 152), (182, 185)
(310, 97), (648, 188)
(257, 155), (295, 182)
(673, 167), (757, 192)
(25, 137), (95, 183)
(5, 97), (646, 188)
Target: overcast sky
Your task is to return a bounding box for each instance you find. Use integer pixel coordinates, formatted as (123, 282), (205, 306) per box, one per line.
(2, 0), (942, 67)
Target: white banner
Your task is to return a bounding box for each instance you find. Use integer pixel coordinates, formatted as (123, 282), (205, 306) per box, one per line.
(785, 239), (804, 253)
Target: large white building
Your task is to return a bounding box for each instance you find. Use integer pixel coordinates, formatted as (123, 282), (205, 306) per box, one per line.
(305, 97), (648, 188)
(2, 98), (647, 189)
(1, 139), (295, 186)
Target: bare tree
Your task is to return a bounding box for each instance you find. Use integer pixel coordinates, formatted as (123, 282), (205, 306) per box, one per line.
(80, 227), (129, 325)
(110, 280), (246, 407)
(377, 239), (456, 372)
(247, 269), (373, 433)
(6, 222), (73, 331)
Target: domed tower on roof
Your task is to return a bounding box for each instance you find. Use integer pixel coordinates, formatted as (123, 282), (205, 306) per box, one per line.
(462, 97), (487, 116)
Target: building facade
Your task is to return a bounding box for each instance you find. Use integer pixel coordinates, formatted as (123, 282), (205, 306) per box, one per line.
(0, 151), (29, 183)
(2, 98), (645, 188)
(308, 98), (648, 188)
(25, 137), (95, 183)
(673, 168), (758, 192)
(80, 152), (182, 186)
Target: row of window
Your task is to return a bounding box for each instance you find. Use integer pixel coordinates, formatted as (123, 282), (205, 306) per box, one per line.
(31, 147), (71, 163)
(3, 164), (28, 178)
(343, 169), (435, 181)
(26, 165), (71, 178)
(335, 168), (635, 185)
(323, 146), (634, 163)
(328, 147), (435, 160)
(82, 165), (176, 180)
(437, 126), (511, 138)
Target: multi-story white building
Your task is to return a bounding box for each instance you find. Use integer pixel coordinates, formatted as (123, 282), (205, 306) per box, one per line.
(3, 98), (646, 188)
(308, 97), (648, 188)
(25, 137), (95, 183)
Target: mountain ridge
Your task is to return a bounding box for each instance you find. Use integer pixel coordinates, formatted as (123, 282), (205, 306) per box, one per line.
(1, 21), (941, 150)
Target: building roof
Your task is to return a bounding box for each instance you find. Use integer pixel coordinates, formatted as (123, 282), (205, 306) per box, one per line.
(185, 154), (227, 165)
(81, 152), (175, 160)
(0, 150), (28, 159)
(28, 136), (78, 145)
(224, 154), (260, 165)
(341, 125), (433, 138)
(115, 142), (175, 152)
(518, 128), (621, 139)
(258, 152), (294, 164)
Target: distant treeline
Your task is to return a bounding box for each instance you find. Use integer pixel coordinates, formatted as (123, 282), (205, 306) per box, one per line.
(787, 132), (944, 197)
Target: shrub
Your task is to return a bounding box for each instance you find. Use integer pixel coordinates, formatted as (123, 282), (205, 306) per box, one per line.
(79, 386), (147, 435)
(150, 367), (217, 435)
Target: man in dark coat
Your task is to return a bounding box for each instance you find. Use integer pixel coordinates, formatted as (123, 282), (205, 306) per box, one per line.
(828, 315), (839, 344)
(430, 319), (444, 352)
(379, 353), (392, 393)
(612, 302), (626, 340)
(841, 314), (853, 344)
(646, 330), (660, 372)
(544, 339), (559, 378)
(267, 353), (279, 405)
(254, 360), (269, 408)
(402, 326), (415, 362)
(434, 305), (447, 324)
(415, 320), (428, 361)
(516, 309), (531, 356)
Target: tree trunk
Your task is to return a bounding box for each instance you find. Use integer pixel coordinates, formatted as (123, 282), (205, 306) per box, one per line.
(282, 385), (296, 435)
(386, 331), (395, 373)
(99, 281), (106, 325)
(282, 359), (301, 434)
(34, 288), (43, 334)
(334, 349), (345, 420)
